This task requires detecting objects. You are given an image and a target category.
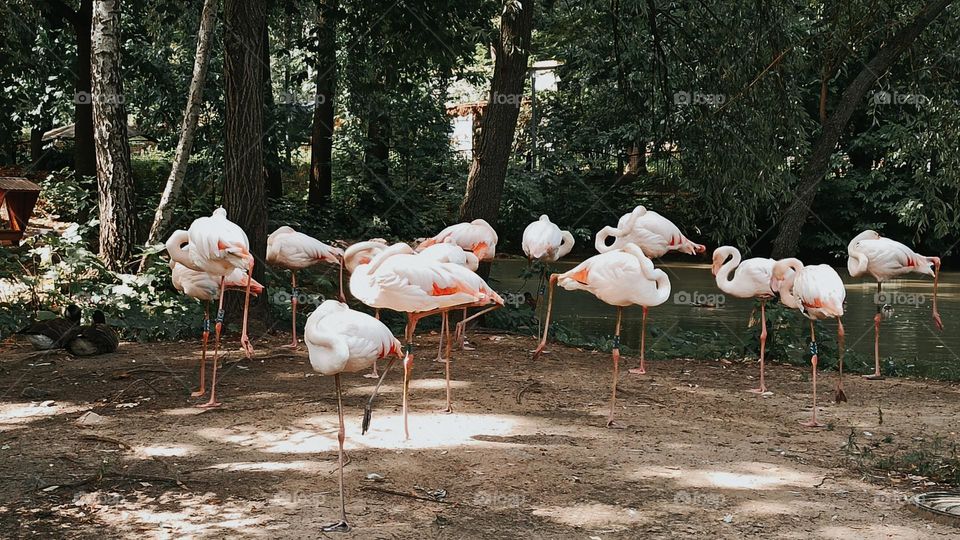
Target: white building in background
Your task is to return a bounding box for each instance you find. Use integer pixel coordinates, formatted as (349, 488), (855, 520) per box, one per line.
(446, 60), (561, 160)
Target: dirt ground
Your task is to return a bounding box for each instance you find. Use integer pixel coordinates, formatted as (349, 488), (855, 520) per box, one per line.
(1, 329), (959, 539)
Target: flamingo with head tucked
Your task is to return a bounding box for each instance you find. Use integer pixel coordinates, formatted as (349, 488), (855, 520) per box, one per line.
(522, 215), (575, 263)
(416, 238), (482, 362)
(267, 226), (345, 348)
(847, 230), (942, 380)
(165, 207), (256, 408)
(170, 260), (264, 397)
(771, 258), (847, 428)
(303, 300), (402, 532)
(417, 219), (498, 260)
(349, 242), (502, 436)
(533, 244), (671, 426)
(595, 205), (705, 257)
(712, 246), (776, 393)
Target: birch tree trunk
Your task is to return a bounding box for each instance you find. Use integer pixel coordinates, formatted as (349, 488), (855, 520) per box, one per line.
(91, 0), (136, 271)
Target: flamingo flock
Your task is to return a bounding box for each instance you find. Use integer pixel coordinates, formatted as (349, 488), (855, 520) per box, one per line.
(159, 205), (944, 530)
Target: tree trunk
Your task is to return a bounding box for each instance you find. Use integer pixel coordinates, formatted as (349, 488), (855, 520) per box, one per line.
(223, 0), (267, 286)
(364, 105), (390, 202)
(771, 0), (953, 258)
(261, 18), (283, 199)
(142, 0), (218, 258)
(459, 0), (535, 225)
(308, 0), (337, 208)
(91, 0), (137, 271)
(74, 0), (96, 177)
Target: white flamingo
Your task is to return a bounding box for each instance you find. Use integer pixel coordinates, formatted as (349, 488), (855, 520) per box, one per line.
(847, 230), (942, 379)
(533, 244), (671, 426)
(417, 219), (498, 260)
(165, 207), (256, 408)
(595, 205), (705, 257)
(304, 300), (402, 532)
(267, 226), (345, 348)
(771, 258), (847, 428)
(522, 215), (575, 262)
(712, 246), (776, 393)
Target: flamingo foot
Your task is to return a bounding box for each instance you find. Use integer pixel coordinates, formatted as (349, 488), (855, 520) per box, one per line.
(800, 419), (825, 428)
(197, 400), (222, 409)
(628, 367), (646, 375)
(532, 345), (546, 360)
(933, 312), (943, 332)
(442, 406), (453, 414)
(747, 387), (768, 395)
(321, 520), (350, 533)
(283, 342), (299, 350)
(190, 389), (206, 398)
(362, 372), (379, 379)
(835, 387), (847, 403)
(606, 420), (624, 429)
(432, 356), (447, 364)
(240, 335), (254, 358)
(863, 373), (885, 381)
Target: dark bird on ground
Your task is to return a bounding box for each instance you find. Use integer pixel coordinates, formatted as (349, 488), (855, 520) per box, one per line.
(17, 304), (82, 350)
(65, 310), (120, 356)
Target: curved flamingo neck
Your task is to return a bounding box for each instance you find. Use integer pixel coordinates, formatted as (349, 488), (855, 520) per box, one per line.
(714, 247), (741, 293)
(557, 230), (575, 258)
(366, 243), (413, 275)
(165, 230), (200, 271)
(595, 205), (646, 253)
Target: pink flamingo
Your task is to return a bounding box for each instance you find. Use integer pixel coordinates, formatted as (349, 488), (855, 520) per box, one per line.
(522, 214), (575, 263)
(303, 300), (402, 532)
(350, 242), (502, 436)
(417, 218), (498, 260)
(165, 207), (256, 408)
(416, 238), (481, 362)
(847, 230), (942, 380)
(170, 261), (264, 397)
(712, 246), (776, 393)
(267, 226), (345, 348)
(771, 258), (846, 428)
(595, 205), (705, 257)
(533, 244), (671, 426)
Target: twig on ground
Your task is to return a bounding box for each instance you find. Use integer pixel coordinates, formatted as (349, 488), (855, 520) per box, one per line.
(360, 486), (457, 505)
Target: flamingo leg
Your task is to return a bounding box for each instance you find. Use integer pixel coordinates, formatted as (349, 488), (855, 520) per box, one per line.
(362, 357), (397, 435)
(400, 313), (427, 440)
(532, 275), (558, 358)
(322, 374), (350, 532)
(931, 256), (943, 330)
(535, 264), (547, 337)
(458, 307), (472, 350)
(286, 271), (299, 349)
(835, 317), (847, 403)
(443, 311), (454, 413)
(191, 302), (210, 397)
(433, 309), (447, 363)
(365, 310), (381, 379)
(607, 306), (623, 427)
(337, 255), (347, 304)
(239, 256), (254, 358)
(748, 299), (768, 394)
(865, 281), (885, 380)
(801, 319), (824, 428)
(454, 303), (503, 347)
(628, 306), (648, 375)
(199, 277), (227, 408)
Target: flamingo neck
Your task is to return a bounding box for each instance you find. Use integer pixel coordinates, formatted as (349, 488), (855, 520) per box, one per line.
(714, 247), (741, 293)
(557, 230), (575, 258)
(165, 230), (201, 271)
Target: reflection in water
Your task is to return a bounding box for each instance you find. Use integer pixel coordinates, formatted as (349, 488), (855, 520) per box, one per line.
(491, 259), (958, 376)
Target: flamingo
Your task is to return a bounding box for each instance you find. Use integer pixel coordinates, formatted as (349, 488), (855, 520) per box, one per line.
(712, 246), (776, 393)
(165, 207), (256, 408)
(267, 226), (345, 348)
(303, 300), (401, 532)
(847, 230), (942, 380)
(771, 258), (846, 428)
(522, 215), (575, 262)
(349, 242), (502, 436)
(170, 260), (264, 397)
(595, 205), (705, 257)
(533, 244), (671, 426)
(416, 219), (498, 260)
(415, 238), (481, 362)
(344, 240), (390, 378)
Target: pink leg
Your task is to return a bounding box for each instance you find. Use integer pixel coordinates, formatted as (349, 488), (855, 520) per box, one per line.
(239, 257), (255, 358)
(748, 299), (768, 393)
(931, 257), (943, 331)
(337, 256), (347, 304)
(191, 302), (210, 397)
(200, 277), (227, 408)
(864, 281), (885, 379)
(443, 311), (454, 413)
(835, 318), (847, 403)
(433, 309), (447, 363)
(532, 275), (558, 359)
(285, 271), (299, 349)
(628, 306), (648, 375)
(800, 320), (824, 428)
(607, 306), (623, 427)
(321, 374), (350, 532)
(364, 309), (382, 378)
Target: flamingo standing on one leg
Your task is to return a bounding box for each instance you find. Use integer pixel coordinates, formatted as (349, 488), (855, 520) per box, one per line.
(303, 300), (402, 532)
(170, 261), (263, 397)
(522, 214), (575, 336)
(350, 243), (501, 437)
(533, 244), (670, 426)
(771, 258), (847, 428)
(165, 207), (256, 408)
(712, 246), (776, 393)
(595, 205), (705, 257)
(267, 226), (345, 349)
(847, 230), (942, 380)
(344, 240), (389, 378)
(416, 238), (481, 363)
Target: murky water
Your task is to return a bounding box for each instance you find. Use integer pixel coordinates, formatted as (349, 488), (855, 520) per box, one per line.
(490, 258), (959, 377)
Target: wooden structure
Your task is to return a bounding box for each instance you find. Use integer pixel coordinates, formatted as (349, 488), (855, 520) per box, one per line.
(0, 177), (41, 246)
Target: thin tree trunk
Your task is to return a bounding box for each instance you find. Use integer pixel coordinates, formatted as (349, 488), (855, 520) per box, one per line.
(308, 0), (337, 208)
(142, 0), (218, 262)
(223, 0), (267, 286)
(459, 0), (535, 225)
(261, 18), (283, 199)
(74, 0), (96, 177)
(771, 0), (953, 258)
(91, 0), (137, 271)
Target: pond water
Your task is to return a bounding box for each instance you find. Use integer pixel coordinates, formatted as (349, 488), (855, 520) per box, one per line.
(489, 258), (959, 377)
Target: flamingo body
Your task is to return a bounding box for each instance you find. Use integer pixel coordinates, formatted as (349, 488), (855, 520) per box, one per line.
(522, 215), (575, 262)
(304, 300), (402, 376)
(595, 205), (705, 257)
(558, 246), (671, 307)
(267, 226), (343, 270)
(847, 230), (936, 282)
(417, 238), (480, 271)
(417, 219), (498, 260)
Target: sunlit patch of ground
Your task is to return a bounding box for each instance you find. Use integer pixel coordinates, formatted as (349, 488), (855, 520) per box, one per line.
(532, 503), (648, 529)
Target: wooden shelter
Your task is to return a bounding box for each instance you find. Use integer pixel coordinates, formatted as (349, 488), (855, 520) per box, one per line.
(0, 177), (41, 246)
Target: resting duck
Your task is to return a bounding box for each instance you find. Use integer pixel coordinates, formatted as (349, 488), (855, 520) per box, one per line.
(17, 304), (82, 350)
(65, 310), (120, 356)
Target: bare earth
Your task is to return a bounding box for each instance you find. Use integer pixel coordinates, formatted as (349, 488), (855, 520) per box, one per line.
(1, 330), (959, 539)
